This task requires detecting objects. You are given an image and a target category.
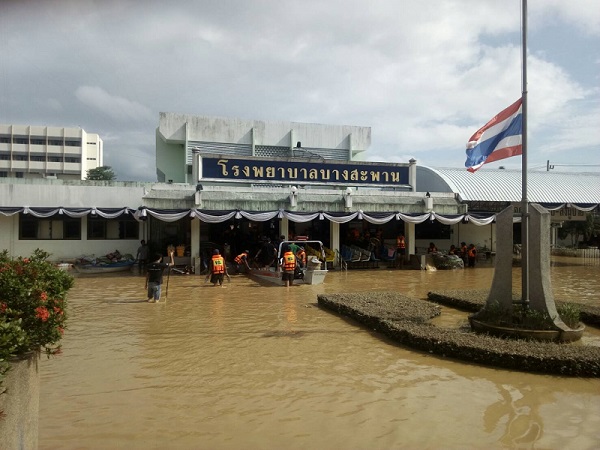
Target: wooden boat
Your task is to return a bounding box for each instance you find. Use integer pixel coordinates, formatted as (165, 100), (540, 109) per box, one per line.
(248, 240), (328, 285)
(73, 260), (135, 274)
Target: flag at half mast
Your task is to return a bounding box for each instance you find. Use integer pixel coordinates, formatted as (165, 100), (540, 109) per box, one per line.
(465, 98), (523, 172)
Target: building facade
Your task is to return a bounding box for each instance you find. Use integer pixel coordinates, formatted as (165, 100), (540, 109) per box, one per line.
(0, 124), (103, 180)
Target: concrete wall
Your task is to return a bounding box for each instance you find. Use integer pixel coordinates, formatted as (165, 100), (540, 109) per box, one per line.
(157, 113), (371, 151)
(0, 354), (40, 450)
(0, 178), (150, 208)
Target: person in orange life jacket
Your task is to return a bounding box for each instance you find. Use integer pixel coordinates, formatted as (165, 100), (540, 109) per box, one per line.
(233, 250), (251, 274)
(280, 245), (296, 287)
(448, 245), (457, 255)
(467, 244), (477, 268)
(396, 234), (406, 267)
(209, 249), (230, 287)
(460, 242), (468, 265)
(296, 247), (307, 269)
(145, 250), (174, 303)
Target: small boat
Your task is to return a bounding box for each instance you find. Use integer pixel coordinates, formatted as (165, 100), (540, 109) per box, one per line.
(73, 260), (135, 274)
(248, 240), (328, 286)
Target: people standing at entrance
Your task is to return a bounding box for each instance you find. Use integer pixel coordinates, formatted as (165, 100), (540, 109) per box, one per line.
(209, 249), (230, 287)
(136, 240), (149, 271)
(145, 250), (174, 303)
(255, 237), (277, 269)
(396, 234), (406, 268)
(427, 242), (438, 254)
(233, 250), (251, 274)
(280, 245), (296, 287)
(467, 244), (477, 268)
(460, 242), (468, 265)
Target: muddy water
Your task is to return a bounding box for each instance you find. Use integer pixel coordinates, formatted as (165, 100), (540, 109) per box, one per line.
(40, 258), (600, 450)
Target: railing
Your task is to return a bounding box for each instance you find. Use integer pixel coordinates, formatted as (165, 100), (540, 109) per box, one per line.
(551, 248), (600, 259)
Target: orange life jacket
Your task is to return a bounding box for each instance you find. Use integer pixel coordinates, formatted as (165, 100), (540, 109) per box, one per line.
(397, 236), (406, 249)
(234, 252), (248, 264)
(283, 251), (296, 271)
(468, 247), (476, 258)
(211, 255), (225, 274)
(297, 250), (306, 264)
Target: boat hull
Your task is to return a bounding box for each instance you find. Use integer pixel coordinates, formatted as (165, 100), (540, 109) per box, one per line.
(74, 262), (134, 274)
(249, 268), (327, 285)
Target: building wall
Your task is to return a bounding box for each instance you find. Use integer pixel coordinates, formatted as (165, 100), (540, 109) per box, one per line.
(0, 124), (103, 180)
(156, 114), (371, 183)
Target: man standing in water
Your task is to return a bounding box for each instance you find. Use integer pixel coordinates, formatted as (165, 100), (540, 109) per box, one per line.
(136, 239), (149, 272)
(145, 250), (174, 303)
(280, 245), (297, 287)
(209, 249), (230, 287)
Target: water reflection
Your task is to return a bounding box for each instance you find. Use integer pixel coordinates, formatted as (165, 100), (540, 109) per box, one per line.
(39, 260), (600, 449)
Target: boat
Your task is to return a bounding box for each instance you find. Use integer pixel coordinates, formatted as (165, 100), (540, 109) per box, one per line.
(73, 260), (135, 274)
(248, 240), (328, 285)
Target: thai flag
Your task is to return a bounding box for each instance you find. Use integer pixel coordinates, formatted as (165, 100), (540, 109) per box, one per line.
(465, 98), (523, 172)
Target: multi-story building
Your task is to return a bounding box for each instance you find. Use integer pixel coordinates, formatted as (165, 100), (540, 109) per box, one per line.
(0, 124), (103, 180)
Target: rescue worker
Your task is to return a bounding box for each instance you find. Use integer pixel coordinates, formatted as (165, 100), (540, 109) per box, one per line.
(467, 244), (477, 268)
(296, 246), (307, 269)
(396, 234), (406, 268)
(233, 250), (251, 274)
(280, 245), (296, 287)
(208, 249), (230, 287)
(460, 242), (468, 266)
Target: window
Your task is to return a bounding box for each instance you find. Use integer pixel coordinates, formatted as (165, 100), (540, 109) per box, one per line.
(31, 136), (46, 145)
(65, 157), (81, 163)
(15, 172), (24, 178)
(415, 221), (451, 240)
(0, 135), (10, 143)
(0, 171), (7, 178)
(65, 139), (81, 147)
(0, 153), (9, 160)
(30, 156), (45, 162)
(87, 216), (138, 240)
(13, 136), (28, 144)
(19, 215), (81, 240)
(48, 139), (63, 146)
(48, 156), (62, 163)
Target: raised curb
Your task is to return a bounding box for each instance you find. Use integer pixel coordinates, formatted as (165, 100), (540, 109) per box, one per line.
(317, 292), (600, 377)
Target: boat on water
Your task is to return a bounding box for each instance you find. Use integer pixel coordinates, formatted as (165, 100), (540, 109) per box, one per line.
(73, 260), (135, 274)
(248, 240), (328, 285)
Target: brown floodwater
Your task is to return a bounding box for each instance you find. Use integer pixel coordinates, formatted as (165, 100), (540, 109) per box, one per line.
(39, 258), (600, 450)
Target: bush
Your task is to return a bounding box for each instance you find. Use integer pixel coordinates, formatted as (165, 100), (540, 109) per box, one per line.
(0, 249), (74, 395)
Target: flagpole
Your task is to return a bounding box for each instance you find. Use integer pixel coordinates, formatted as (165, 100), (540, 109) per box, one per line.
(521, 0), (529, 307)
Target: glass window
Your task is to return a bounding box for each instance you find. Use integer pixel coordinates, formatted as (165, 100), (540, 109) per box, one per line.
(19, 215), (81, 240)
(87, 216), (138, 240)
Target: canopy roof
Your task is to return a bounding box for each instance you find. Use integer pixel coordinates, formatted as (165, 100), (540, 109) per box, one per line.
(417, 167), (600, 207)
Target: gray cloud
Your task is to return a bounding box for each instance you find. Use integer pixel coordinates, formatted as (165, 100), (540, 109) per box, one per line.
(0, 0), (598, 180)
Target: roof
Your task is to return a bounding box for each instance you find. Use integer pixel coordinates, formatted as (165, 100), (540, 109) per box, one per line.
(417, 167), (600, 205)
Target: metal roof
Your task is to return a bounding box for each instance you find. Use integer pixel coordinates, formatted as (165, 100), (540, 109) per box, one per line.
(417, 167), (600, 204)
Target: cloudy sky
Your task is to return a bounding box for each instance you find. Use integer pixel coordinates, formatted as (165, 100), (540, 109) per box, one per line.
(1, 0), (598, 181)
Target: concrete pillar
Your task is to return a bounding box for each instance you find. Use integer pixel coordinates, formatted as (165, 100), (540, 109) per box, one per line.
(330, 221), (340, 267)
(405, 221), (415, 260)
(191, 218), (201, 275)
(485, 206), (513, 310)
(280, 217), (289, 240)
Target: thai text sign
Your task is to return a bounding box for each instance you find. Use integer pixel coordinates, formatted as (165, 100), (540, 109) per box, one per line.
(200, 156), (410, 186)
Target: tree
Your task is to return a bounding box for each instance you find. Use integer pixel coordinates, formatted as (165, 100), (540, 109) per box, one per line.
(86, 166), (116, 181)
(558, 213), (598, 248)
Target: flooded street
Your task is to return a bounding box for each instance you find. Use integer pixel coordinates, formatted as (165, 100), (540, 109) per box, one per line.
(39, 258), (600, 449)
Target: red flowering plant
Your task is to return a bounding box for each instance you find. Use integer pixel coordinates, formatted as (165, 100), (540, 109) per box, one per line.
(0, 249), (74, 395)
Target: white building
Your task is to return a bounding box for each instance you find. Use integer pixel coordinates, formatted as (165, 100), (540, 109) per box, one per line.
(0, 124), (103, 180)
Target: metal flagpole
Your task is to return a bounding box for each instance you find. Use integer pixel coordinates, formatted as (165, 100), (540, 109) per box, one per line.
(521, 0), (529, 307)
